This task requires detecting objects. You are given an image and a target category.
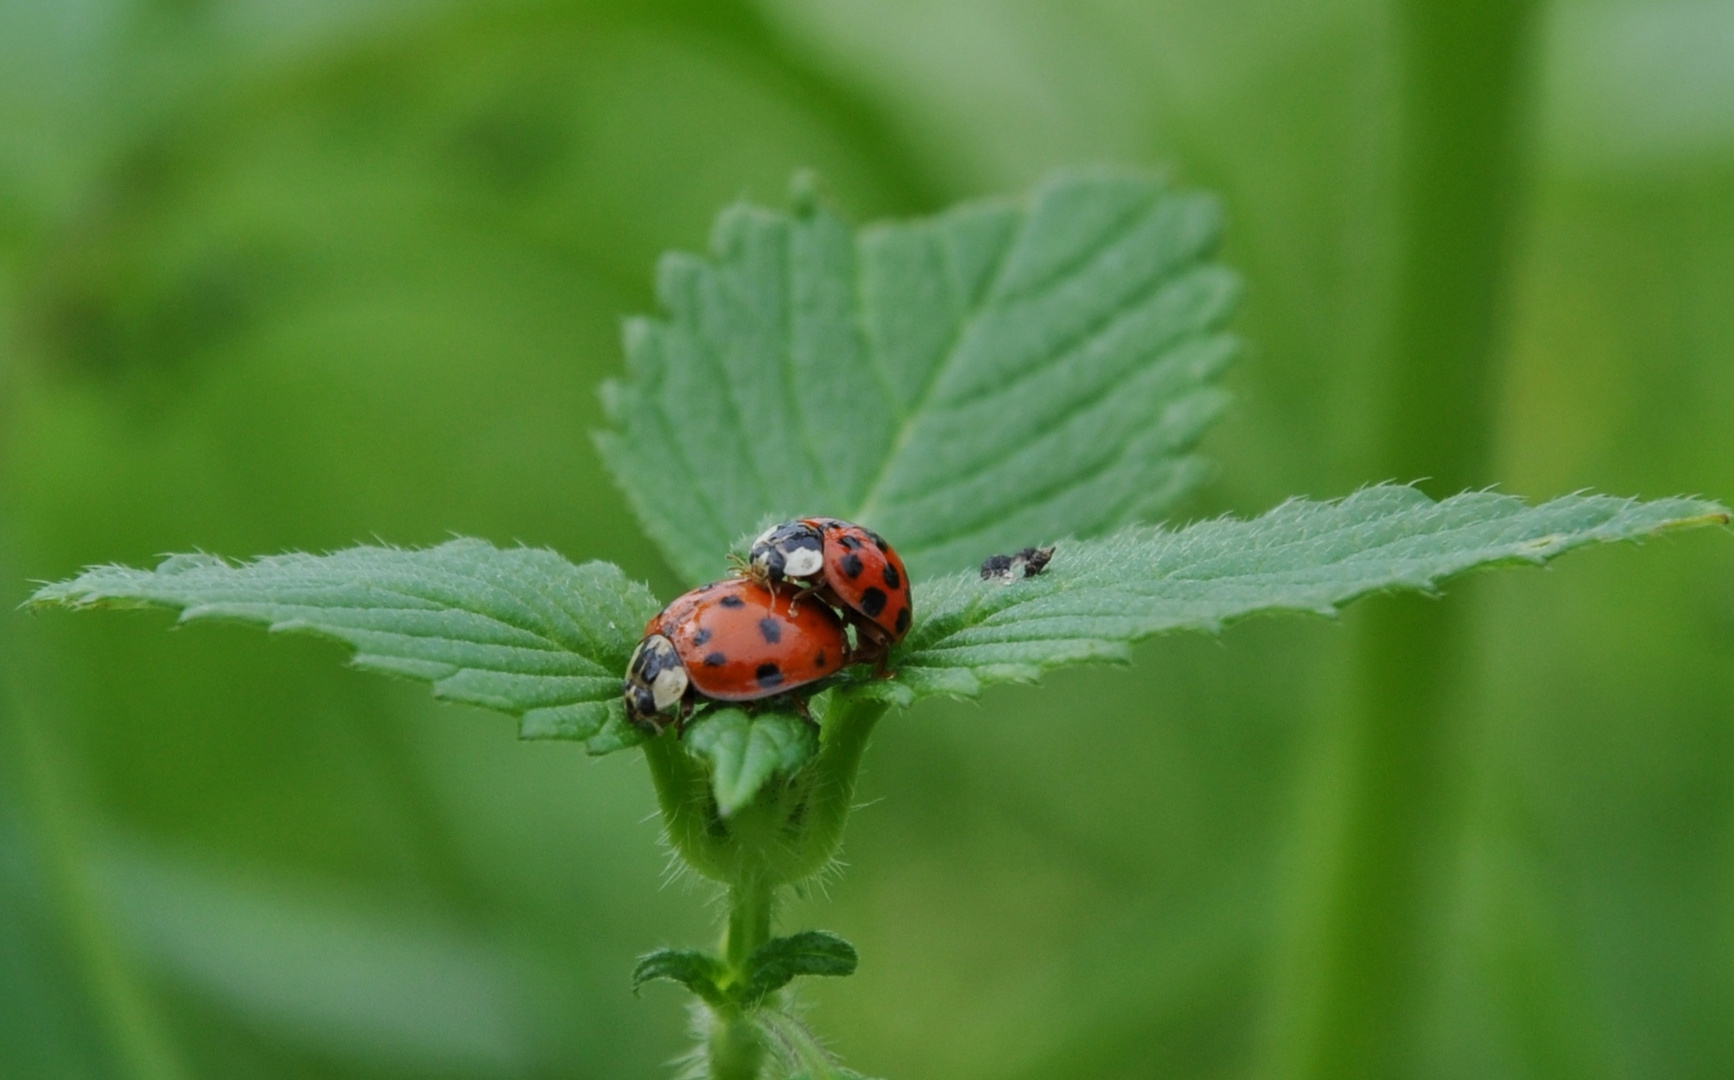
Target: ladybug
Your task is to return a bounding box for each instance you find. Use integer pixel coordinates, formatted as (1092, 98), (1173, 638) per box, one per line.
(747, 518), (913, 655)
(624, 578), (850, 734)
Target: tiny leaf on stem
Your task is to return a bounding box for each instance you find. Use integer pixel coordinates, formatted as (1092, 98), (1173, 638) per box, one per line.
(599, 170), (1238, 584)
(30, 540), (660, 753)
(684, 708), (820, 817)
(862, 486), (1728, 704)
(632, 949), (727, 1006)
(744, 931), (859, 1002)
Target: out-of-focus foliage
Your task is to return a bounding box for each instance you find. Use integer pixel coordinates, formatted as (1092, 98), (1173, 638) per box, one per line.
(2, 1), (1733, 1079)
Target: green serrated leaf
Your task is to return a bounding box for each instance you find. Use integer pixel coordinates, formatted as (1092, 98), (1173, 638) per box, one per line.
(860, 486), (1728, 704)
(684, 709), (819, 817)
(598, 169), (1238, 584)
(30, 539), (661, 752)
(745, 931), (858, 1001)
(631, 949), (726, 1006)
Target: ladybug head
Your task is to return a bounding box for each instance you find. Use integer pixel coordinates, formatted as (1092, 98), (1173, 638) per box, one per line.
(749, 520), (825, 583)
(624, 633), (688, 728)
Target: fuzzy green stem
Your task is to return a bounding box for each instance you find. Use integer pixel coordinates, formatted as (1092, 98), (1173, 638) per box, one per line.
(724, 878), (774, 974)
(707, 880), (778, 1080)
(645, 694), (888, 1080)
(707, 1008), (768, 1080)
(1271, 3), (1540, 1078)
(790, 692), (888, 878)
(642, 727), (722, 874)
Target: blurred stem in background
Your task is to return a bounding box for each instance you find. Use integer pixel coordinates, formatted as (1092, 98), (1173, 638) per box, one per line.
(1273, 1), (1541, 1077)
(0, 621), (186, 1080)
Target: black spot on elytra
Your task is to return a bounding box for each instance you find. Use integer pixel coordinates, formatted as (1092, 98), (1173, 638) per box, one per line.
(815, 650), (828, 668)
(860, 587), (887, 618)
(882, 564), (901, 590)
(895, 607), (911, 635)
(755, 663), (784, 688)
(838, 534), (860, 551)
(758, 617), (781, 644)
(841, 553), (864, 578)
(720, 594), (745, 608)
(692, 628), (711, 646)
(868, 531), (888, 551)
(704, 652), (727, 667)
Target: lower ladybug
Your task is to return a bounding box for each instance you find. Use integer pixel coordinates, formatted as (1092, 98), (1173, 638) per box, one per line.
(748, 518), (912, 655)
(624, 578), (850, 734)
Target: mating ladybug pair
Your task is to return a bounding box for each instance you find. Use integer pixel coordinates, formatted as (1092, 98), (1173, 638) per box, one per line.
(623, 518), (912, 734)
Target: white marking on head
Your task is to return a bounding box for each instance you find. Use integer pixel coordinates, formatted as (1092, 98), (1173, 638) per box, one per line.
(782, 546), (824, 578)
(651, 664), (688, 711)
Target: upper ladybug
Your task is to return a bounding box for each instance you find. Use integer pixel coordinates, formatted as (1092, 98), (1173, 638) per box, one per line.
(747, 518), (913, 653)
(624, 578), (850, 734)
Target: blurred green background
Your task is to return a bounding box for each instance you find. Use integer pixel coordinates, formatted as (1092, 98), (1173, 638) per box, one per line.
(3, 1), (1733, 1077)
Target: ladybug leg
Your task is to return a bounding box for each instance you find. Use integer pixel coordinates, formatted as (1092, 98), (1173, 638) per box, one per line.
(786, 578), (818, 616)
(855, 624), (897, 678)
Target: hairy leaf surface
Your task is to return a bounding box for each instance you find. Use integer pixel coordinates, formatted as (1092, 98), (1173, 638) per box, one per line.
(598, 170), (1239, 583)
(859, 486), (1727, 704)
(32, 540), (660, 752)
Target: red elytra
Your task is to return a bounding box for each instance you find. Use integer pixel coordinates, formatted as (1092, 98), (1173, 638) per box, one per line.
(814, 519), (911, 644)
(626, 578), (850, 731)
(747, 518), (912, 649)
